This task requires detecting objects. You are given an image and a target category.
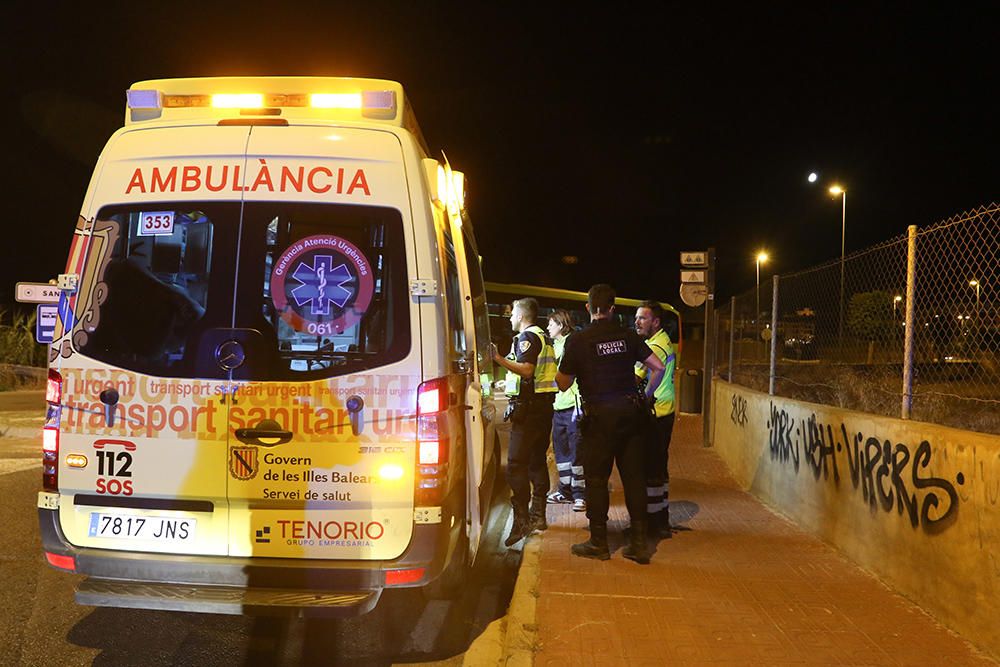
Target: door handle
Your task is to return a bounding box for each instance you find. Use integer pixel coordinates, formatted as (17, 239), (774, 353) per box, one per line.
(346, 395), (364, 436)
(234, 419), (293, 446)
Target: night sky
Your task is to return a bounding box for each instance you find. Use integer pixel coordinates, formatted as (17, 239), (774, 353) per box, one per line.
(5, 3), (997, 309)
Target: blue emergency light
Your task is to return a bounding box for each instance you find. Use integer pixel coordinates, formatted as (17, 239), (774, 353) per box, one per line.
(126, 89), (163, 110)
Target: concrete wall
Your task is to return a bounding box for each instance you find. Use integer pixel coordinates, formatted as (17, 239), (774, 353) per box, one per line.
(711, 380), (1000, 659)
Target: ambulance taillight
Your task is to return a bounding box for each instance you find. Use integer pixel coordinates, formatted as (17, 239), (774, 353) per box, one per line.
(415, 377), (451, 506)
(43, 369), (62, 492)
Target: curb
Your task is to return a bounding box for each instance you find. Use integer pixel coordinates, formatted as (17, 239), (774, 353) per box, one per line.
(462, 534), (542, 666)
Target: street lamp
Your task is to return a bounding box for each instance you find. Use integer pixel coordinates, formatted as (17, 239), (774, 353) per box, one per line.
(829, 185), (847, 345)
(893, 294), (902, 318)
(969, 280), (981, 316)
(756, 251), (769, 346)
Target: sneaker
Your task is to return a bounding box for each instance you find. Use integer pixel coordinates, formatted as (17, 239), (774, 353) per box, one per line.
(572, 499), (587, 512)
(546, 491), (572, 504)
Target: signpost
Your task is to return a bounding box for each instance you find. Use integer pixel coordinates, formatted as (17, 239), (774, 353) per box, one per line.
(679, 249), (716, 446)
(15, 282), (60, 304)
(36, 304), (58, 344)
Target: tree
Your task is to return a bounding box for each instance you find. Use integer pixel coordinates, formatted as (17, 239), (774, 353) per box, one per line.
(847, 291), (894, 364)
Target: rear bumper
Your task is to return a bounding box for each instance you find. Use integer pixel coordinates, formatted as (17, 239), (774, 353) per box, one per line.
(39, 493), (462, 617)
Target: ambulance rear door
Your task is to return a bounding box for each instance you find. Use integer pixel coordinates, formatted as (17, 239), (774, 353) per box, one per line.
(225, 126), (420, 560)
(54, 126), (252, 557)
(443, 214), (496, 562)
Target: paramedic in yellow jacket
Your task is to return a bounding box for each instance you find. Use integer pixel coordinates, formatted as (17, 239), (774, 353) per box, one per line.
(546, 309), (586, 512)
(490, 297), (558, 546)
(635, 301), (678, 539)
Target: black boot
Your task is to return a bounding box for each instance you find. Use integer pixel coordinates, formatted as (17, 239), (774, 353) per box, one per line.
(505, 507), (531, 547)
(651, 509), (673, 539)
(623, 520), (651, 564)
(571, 524), (610, 560)
(529, 499), (548, 532)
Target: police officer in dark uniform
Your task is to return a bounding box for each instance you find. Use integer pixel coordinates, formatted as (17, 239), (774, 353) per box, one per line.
(556, 284), (665, 564)
(490, 298), (559, 547)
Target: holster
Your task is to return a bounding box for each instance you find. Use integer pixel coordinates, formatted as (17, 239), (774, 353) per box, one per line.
(504, 396), (531, 424)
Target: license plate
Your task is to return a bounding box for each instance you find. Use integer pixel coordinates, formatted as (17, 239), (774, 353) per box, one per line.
(88, 512), (196, 541)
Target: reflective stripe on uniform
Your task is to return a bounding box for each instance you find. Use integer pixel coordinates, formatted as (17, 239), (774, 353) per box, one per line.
(557, 461), (572, 484)
(525, 325), (558, 393)
(647, 499), (668, 513)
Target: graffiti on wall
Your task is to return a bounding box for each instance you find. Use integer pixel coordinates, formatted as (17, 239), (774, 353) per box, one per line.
(730, 394), (748, 428)
(766, 400), (963, 534)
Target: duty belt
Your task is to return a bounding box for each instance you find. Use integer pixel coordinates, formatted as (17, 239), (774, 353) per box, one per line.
(582, 392), (638, 407)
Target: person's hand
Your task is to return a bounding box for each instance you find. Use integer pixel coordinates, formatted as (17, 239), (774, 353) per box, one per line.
(489, 342), (499, 361)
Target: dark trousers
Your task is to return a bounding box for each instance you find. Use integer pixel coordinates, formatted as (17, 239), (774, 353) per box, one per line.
(645, 412), (676, 514)
(579, 400), (647, 526)
(551, 407), (585, 501)
(506, 398), (554, 514)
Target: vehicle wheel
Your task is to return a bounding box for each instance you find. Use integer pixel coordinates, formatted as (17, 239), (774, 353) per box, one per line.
(422, 528), (469, 600)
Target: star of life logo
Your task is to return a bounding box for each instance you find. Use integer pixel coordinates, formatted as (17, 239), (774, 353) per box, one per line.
(291, 256), (355, 316)
(270, 235), (375, 335)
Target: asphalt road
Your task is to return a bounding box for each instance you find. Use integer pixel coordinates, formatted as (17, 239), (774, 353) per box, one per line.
(0, 396), (519, 667)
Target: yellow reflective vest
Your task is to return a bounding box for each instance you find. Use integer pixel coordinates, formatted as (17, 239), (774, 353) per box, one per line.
(636, 328), (676, 417)
(505, 325), (558, 396)
(552, 334), (580, 410)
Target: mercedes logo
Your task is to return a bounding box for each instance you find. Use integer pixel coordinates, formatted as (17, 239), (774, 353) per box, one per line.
(215, 340), (246, 371)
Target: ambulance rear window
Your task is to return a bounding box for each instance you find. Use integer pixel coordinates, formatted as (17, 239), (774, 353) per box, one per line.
(237, 202), (409, 381)
(76, 205), (234, 378)
(75, 202), (408, 381)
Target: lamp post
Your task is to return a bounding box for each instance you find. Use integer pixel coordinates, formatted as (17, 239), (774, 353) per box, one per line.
(829, 185), (847, 346)
(893, 294), (902, 318)
(969, 280), (981, 318)
(756, 251), (769, 354)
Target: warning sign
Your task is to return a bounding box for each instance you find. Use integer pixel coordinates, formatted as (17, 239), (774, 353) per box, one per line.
(680, 251), (708, 267)
(680, 270), (706, 284)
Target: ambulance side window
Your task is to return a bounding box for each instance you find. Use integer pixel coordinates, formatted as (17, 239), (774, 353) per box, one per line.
(461, 232), (492, 377)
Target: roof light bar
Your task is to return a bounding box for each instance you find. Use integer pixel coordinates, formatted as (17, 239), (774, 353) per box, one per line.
(212, 93), (264, 108)
(125, 88), (398, 114)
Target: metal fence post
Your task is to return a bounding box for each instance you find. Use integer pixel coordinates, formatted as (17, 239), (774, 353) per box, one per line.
(901, 225), (917, 419)
(728, 296), (736, 382)
(702, 247), (716, 447)
(769, 276), (780, 396)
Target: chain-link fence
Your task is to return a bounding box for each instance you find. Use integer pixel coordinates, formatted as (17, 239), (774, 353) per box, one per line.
(715, 202), (1000, 435)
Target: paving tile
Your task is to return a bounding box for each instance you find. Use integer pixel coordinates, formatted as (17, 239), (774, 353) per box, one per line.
(529, 415), (994, 667)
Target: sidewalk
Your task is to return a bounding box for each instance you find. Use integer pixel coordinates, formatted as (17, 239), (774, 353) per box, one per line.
(508, 414), (995, 666)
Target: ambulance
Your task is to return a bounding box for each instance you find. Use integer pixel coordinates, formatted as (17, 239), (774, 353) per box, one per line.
(37, 77), (500, 616)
